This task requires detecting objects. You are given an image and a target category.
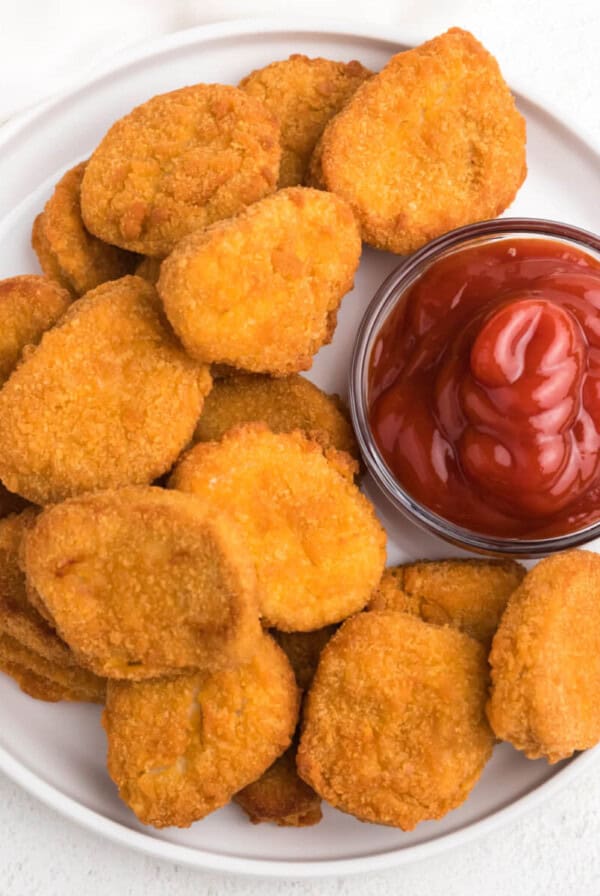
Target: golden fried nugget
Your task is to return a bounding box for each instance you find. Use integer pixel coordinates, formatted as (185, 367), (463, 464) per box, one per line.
(312, 28), (526, 253)
(32, 163), (137, 296)
(135, 256), (162, 285)
(81, 85), (281, 257)
(0, 275), (71, 386)
(272, 626), (337, 691)
(0, 276), (211, 504)
(369, 559), (525, 647)
(235, 745), (322, 826)
(194, 374), (358, 458)
(0, 657), (72, 702)
(158, 187), (361, 375)
(170, 425), (386, 631)
(24, 487), (261, 680)
(240, 54), (371, 187)
(103, 633), (299, 827)
(487, 551), (600, 763)
(0, 633), (105, 702)
(297, 612), (494, 829)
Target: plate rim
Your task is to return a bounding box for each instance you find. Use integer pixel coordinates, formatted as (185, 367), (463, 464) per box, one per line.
(1, 16), (599, 879)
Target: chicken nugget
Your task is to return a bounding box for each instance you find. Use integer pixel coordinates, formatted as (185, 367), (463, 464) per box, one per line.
(272, 626), (337, 691)
(0, 657), (74, 702)
(369, 559), (525, 647)
(32, 163), (137, 296)
(170, 425), (386, 631)
(0, 633), (105, 702)
(0, 276), (211, 504)
(194, 373), (358, 459)
(24, 487), (261, 680)
(135, 256), (162, 285)
(235, 744), (322, 827)
(312, 28), (526, 253)
(103, 633), (299, 827)
(0, 275), (71, 386)
(239, 54), (371, 187)
(487, 550), (600, 763)
(81, 85), (280, 257)
(158, 187), (361, 375)
(297, 611), (494, 829)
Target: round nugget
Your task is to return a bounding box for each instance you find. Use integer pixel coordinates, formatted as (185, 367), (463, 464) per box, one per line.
(369, 559), (525, 647)
(235, 745), (322, 827)
(103, 633), (299, 827)
(194, 373), (358, 458)
(24, 487), (261, 680)
(81, 84), (281, 257)
(170, 425), (386, 631)
(158, 187), (361, 375)
(297, 612), (494, 829)
(0, 275), (71, 386)
(0, 276), (211, 504)
(32, 163), (137, 296)
(240, 54), (371, 187)
(487, 551), (600, 763)
(312, 28), (526, 253)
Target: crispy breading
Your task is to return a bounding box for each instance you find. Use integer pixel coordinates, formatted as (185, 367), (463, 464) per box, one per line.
(311, 28), (526, 253)
(487, 550), (600, 762)
(0, 633), (105, 702)
(235, 744), (322, 826)
(32, 163), (137, 296)
(0, 275), (71, 386)
(135, 256), (162, 285)
(170, 425), (386, 631)
(0, 276), (211, 504)
(81, 85), (281, 257)
(239, 54), (371, 187)
(297, 611), (494, 829)
(193, 373), (358, 459)
(368, 559), (525, 647)
(103, 633), (299, 827)
(272, 626), (337, 691)
(0, 657), (78, 702)
(24, 487), (261, 680)
(158, 187), (361, 375)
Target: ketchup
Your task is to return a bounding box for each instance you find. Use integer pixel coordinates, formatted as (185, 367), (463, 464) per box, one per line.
(369, 238), (600, 538)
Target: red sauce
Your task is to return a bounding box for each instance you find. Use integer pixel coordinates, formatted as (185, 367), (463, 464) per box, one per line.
(369, 238), (600, 538)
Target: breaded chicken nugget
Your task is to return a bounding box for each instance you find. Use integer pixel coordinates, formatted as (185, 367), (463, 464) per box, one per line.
(24, 487), (261, 680)
(0, 276), (211, 504)
(103, 633), (299, 827)
(194, 374), (358, 458)
(135, 256), (162, 285)
(81, 85), (281, 257)
(235, 745), (322, 826)
(311, 28), (526, 253)
(297, 612), (494, 829)
(272, 626), (337, 691)
(0, 275), (71, 386)
(369, 559), (525, 647)
(32, 163), (137, 296)
(158, 187), (361, 375)
(487, 551), (600, 763)
(240, 54), (371, 187)
(0, 657), (80, 702)
(170, 425), (386, 631)
(0, 633), (105, 702)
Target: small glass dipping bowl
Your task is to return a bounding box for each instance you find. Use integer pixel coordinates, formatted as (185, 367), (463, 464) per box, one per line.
(350, 218), (600, 557)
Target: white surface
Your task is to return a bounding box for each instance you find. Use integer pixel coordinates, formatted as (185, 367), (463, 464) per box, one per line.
(0, 2), (599, 894)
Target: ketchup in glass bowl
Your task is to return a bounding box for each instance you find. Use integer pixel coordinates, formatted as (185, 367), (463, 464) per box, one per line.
(350, 219), (600, 556)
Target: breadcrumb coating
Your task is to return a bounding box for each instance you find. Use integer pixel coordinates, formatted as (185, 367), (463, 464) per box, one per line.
(104, 633), (299, 827)
(170, 425), (386, 631)
(272, 626), (337, 691)
(0, 633), (105, 702)
(235, 745), (322, 826)
(81, 84), (281, 256)
(487, 550), (600, 762)
(297, 611), (494, 829)
(158, 187), (361, 375)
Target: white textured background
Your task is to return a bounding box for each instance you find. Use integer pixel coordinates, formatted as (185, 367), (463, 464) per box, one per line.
(1, 1), (599, 893)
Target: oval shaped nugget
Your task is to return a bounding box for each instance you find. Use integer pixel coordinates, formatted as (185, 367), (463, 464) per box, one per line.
(24, 487), (261, 680)
(0, 276), (211, 504)
(194, 373), (358, 458)
(81, 84), (281, 257)
(158, 187), (361, 375)
(103, 633), (299, 827)
(312, 28), (526, 253)
(297, 612), (494, 829)
(0, 275), (71, 386)
(487, 550), (600, 763)
(170, 425), (386, 631)
(239, 54), (371, 187)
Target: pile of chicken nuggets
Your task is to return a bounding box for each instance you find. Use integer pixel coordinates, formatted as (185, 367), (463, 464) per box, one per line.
(3, 27), (596, 835)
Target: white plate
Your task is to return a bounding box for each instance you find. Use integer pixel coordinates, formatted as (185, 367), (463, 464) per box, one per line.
(0, 18), (599, 880)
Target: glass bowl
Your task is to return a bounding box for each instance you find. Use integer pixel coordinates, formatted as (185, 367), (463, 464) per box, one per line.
(349, 218), (600, 557)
